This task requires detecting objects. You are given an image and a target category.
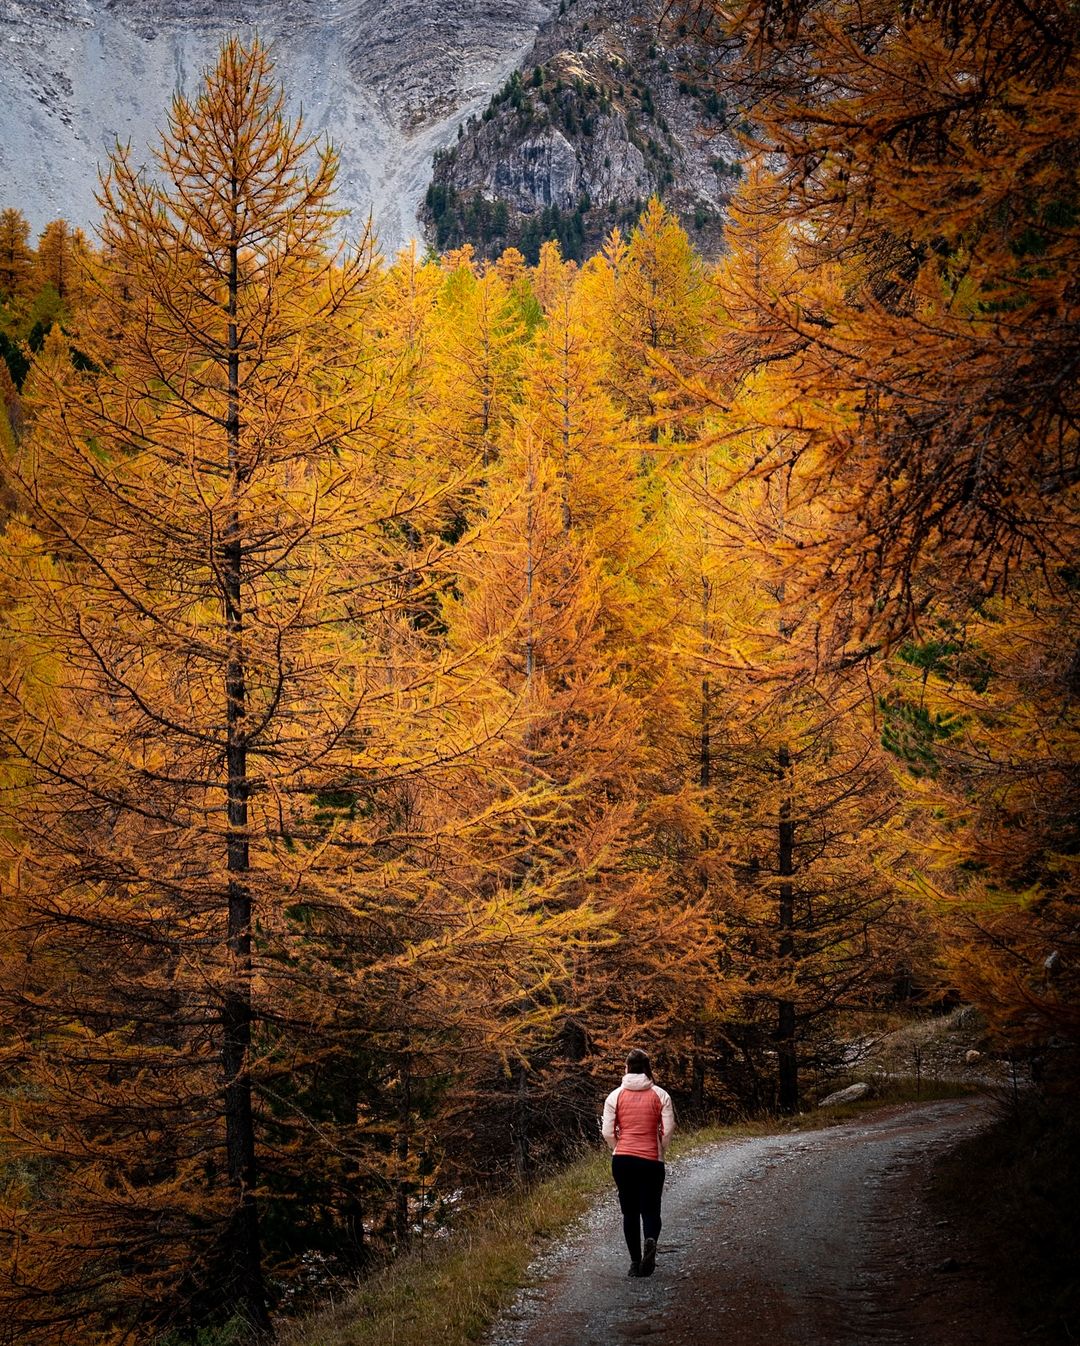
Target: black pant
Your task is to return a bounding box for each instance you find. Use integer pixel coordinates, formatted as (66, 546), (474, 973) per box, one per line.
(611, 1154), (665, 1264)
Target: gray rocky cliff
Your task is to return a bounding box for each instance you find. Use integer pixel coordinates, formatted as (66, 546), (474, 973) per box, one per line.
(421, 0), (745, 260)
(0, 0), (743, 263)
(0, 0), (552, 250)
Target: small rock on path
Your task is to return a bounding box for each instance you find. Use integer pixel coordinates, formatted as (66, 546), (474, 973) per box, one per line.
(488, 1098), (1028, 1346)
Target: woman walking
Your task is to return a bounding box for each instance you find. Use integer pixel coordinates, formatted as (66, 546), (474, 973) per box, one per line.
(602, 1048), (676, 1277)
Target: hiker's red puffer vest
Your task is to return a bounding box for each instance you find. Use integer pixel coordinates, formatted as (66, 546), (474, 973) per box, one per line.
(613, 1085), (664, 1160)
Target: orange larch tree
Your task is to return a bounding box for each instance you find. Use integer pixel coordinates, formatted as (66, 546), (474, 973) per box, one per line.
(578, 200), (714, 443)
(679, 0), (1080, 1061)
(0, 39), (589, 1344)
(0, 209), (33, 306)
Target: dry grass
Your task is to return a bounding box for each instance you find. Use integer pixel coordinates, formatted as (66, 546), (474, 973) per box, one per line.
(278, 1148), (612, 1346)
(281, 1124), (770, 1346)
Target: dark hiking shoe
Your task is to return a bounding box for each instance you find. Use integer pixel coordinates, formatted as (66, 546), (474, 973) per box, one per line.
(641, 1238), (657, 1276)
(627, 1261), (642, 1277)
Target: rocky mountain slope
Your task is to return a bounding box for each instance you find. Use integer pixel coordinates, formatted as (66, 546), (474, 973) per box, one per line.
(0, 0), (552, 251)
(1, 0), (744, 262)
(420, 0), (744, 260)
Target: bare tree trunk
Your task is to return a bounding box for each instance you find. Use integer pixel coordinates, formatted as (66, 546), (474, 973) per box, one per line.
(690, 1026), (706, 1112)
(512, 1062), (530, 1183)
(696, 482), (713, 1102)
(559, 351), (572, 532)
(395, 1065), (412, 1247)
(221, 225), (270, 1333)
(777, 743), (798, 1115)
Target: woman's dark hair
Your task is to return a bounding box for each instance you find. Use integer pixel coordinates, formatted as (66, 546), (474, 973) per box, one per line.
(625, 1048), (652, 1078)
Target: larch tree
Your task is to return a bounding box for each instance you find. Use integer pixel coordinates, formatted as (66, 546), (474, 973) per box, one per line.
(31, 220), (92, 312)
(680, 0), (1080, 1061)
(519, 244), (729, 1113)
(663, 433), (902, 1112)
(880, 570), (1080, 1067)
(578, 201), (713, 443)
(0, 209), (33, 306)
(0, 361), (19, 468)
(654, 194), (904, 1112)
(430, 238), (730, 1159)
(427, 249), (531, 483)
(437, 414), (638, 1173)
(522, 242), (641, 612)
(0, 40), (375, 1339)
(0, 38), (577, 1344)
(1, 211), (45, 405)
(369, 244), (442, 495)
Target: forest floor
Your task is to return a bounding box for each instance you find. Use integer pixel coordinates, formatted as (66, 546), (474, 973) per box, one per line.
(485, 1097), (1038, 1346)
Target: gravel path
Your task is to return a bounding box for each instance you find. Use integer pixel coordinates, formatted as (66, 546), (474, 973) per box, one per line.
(488, 1098), (1027, 1346)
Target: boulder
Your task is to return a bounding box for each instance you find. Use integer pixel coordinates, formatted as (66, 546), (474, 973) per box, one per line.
(817, 1082), (870, 1108)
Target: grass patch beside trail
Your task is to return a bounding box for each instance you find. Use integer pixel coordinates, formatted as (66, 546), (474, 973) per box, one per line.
(283, 1077), (972, 1346)
(931, 1094), (1080, 1344)
(279, 1148), (612, 1346)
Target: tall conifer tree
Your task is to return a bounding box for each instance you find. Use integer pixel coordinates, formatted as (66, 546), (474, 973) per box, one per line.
(0, 40), (582, 1342)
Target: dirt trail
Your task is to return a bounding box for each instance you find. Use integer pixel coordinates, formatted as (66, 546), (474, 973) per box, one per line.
(489, 1098), (1028, 1346)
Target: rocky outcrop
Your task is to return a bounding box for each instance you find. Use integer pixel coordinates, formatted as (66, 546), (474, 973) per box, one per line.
(346, 0), (554, 130)
(489, 130), (583, 210)
(420, 0), (745, 260)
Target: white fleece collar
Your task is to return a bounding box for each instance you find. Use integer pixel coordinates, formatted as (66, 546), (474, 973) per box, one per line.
(621, 1072), (654, 1090)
